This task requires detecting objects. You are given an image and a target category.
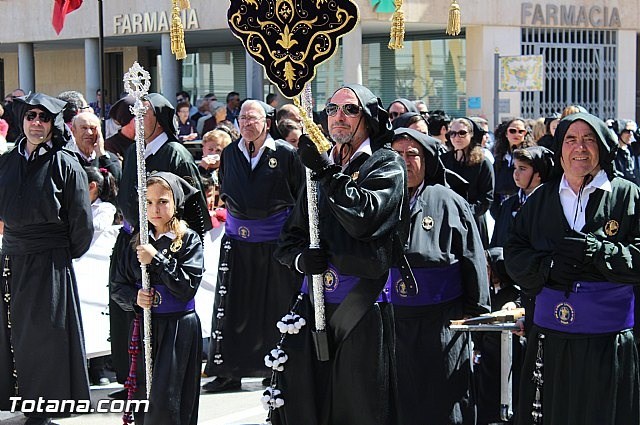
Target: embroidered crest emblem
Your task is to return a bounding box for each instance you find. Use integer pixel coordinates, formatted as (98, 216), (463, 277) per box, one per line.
(422, 216), (434, 231)
(152, 289), (162, 308)
(322, 269), (339, 292)
(269, 157), (278, 168)
(604, 219), (619, 237)
(170, 239), (182, 252)
(238, 226), (251, 239)
(395, 278), (418, 298)
(351, 171), (359, 181)
(554, 302), (574, 325)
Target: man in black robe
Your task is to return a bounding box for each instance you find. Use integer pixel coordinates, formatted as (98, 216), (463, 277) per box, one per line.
(70, 111), (121, 181)
(271, 84), (408, 425)
(204, 100), (304, 392)
(108, 93), (210, 399)
(390, 128), (489, 425)
(505, 112), (640, 424)
(104, 95), (136, 163)
(0, 93), (94, 424)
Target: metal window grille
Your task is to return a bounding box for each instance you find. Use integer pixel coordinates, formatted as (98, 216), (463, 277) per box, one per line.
(521, 28), (617, 119)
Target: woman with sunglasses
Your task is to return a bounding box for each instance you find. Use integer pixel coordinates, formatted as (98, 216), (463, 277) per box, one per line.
(442, 117), (495, 247)
(0, 93), (94, 424)
(493, 118), (536, 207)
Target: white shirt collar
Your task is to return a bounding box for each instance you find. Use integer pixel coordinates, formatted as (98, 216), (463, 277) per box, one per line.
(144, 132), (169, 159)
(18, 138), (53, 161)
(237, 135), (276, 169)
(329, 138), (372, 170)
(149, 229), (177, 241)
(558, 169), (612, 196)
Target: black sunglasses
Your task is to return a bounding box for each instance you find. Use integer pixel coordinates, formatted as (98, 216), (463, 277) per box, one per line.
(447, 130), (469, 138)
(25, 111), (52, 123)
(325, 103), (362, 117)
(508, 128), (527, 135)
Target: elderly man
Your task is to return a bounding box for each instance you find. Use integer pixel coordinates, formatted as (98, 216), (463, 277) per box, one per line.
(272, 84), (408, 425)
(505, 112), (640, 424)
(108, 93), (211, 399)
(71, 112), (121, 181)
(204, 100), (305, 392)
(390, 128), (489, 425)
(0, 93), (93, 424)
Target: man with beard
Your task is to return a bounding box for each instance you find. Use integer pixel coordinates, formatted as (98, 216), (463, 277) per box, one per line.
(0, 93), (93, 424)
(108, 93), (210, 399)
(390, 128), (489, 425)
(204, 100), (304, 392)
(271, 84), (408, 425)
(505, 112), (640, 424)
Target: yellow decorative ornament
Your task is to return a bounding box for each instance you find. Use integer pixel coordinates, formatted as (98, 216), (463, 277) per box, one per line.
(388, 0), (405, 50)
(170, 0), (188, 60)
(293, 97), (332, 154)
(446, 0), (461, 36)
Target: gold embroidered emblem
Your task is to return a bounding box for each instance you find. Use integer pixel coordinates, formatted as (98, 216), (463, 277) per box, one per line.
(152, 289), (162, 307)
(322, 269), (339, 292)
(604, 219), (619, 237)
(422, 216), (434, 231)
(170, 239), (182, 252)
(238, 226), (251, 239)
(269, 157), (278, 168)
(555, 302), (574, 325)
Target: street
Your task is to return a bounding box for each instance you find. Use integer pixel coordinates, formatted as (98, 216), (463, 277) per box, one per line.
(0, 377), (268, 425)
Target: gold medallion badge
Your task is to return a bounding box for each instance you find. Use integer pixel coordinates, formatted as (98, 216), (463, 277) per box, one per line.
(269, 157), (278, 168)
(604, 219), (619, 237)
(422, 216), (434, 231)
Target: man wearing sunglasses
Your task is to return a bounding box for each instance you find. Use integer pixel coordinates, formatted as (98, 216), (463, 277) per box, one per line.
(387, 98), (418, 123)
(0, 93), (94, 424)
(273, 84), (409, 425)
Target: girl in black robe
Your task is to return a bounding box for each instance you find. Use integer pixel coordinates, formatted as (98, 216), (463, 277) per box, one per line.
(0, 93), (94, 424)
(112, 172), (205, 425)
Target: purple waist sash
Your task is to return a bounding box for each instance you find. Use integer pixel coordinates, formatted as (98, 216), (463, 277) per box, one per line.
(534, 281), (634, 334)
(136, 282), (195, 314)
(225, 209), (291, 242)
(301, 264), (390, 304)
(387, 263), (463, 306)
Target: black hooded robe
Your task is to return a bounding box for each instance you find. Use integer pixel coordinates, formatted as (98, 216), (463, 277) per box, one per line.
(111, 229), (203, 425)
(0, 142), (93, 413)
(271, 146), (407, 425)
(394, 184), (490, 425)
(204, 138), (305, 379)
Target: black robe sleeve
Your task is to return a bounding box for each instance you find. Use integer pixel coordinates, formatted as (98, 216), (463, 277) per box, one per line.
(316, 150), (406, 241)
(59, 152), (94, 258)
(468, 158), (495, 219)
(111, 241), (139, 312)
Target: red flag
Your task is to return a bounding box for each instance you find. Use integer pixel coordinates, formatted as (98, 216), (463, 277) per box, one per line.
(52, 0), (83, 35)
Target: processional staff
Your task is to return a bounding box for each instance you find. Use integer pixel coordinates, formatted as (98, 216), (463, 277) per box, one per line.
(123, 61), (154, 398)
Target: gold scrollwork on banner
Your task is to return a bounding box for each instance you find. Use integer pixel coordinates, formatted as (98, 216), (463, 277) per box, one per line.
(228, 0), (360, 98)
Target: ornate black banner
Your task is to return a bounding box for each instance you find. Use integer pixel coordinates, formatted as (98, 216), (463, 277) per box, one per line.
(228, 0), (360, 98)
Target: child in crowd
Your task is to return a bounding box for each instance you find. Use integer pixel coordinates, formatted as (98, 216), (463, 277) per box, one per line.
(490, 146), (554, 248)
(111, 172), (206, 425)
(198, 129), (231, 178)
(85, 166), (118, 232)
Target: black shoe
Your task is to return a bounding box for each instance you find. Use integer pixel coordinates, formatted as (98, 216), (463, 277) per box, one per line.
(202, 377), (242, 393)
(108, 388), (128, 400)
(262, 377), (271, 386)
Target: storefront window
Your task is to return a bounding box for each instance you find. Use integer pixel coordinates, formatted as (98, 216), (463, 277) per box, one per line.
(180, 46), (247, 102)
(310, 34), (466, 117)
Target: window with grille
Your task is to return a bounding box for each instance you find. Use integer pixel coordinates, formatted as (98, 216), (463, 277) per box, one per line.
(521, 28), (617, 119)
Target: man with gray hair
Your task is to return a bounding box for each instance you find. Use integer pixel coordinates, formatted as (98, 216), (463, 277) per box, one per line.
(70, 112), (121, 181)
(204, 99), (304, 392)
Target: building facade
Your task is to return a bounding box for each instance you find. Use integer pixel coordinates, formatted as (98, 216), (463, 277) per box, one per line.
(0, 0), (637, 125)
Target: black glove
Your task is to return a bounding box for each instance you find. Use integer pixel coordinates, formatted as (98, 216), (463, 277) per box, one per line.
(554, 230), (589, 265)
(298, 134), (331, 173)
(298, 247), (328, 275)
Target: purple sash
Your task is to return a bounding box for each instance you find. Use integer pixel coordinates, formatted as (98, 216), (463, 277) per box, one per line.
(136, 282), (195, 314)
(301, 264), (390, 304)
(225, 209), (291, 242)
(534, 281), (634, 334)
(387, 263), (463, 306)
